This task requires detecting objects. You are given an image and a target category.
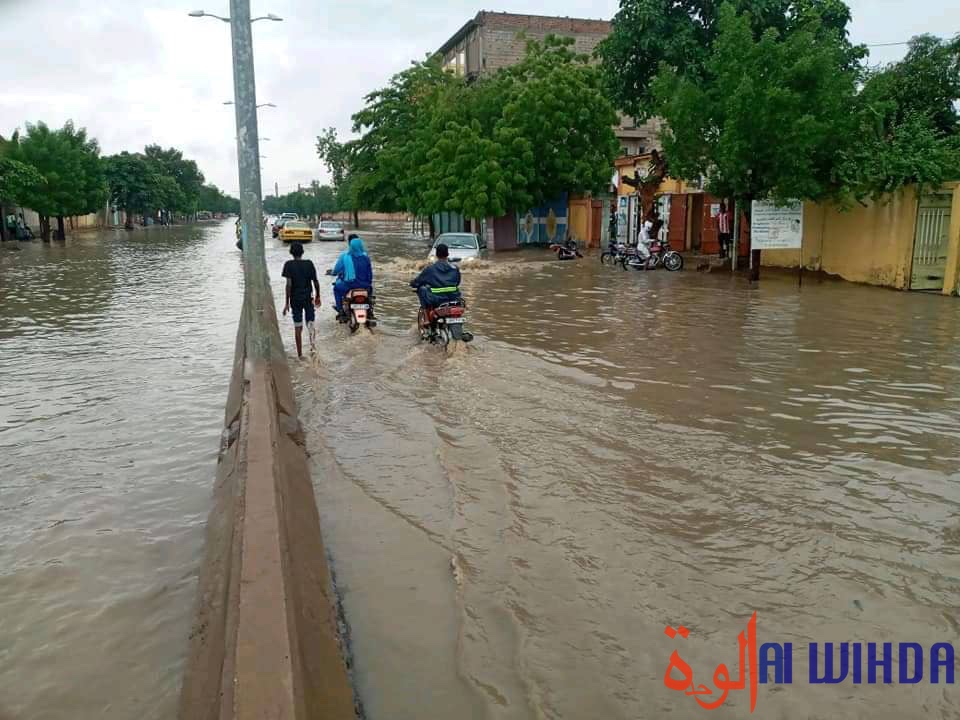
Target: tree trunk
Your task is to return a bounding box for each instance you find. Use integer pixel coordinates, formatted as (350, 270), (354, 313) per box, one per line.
(352, 208), (360, 229)
(428, 214), (436, 239)
(0, 204), (7, 242)
(56, 215), (66, 241)
(39, 215), (50, 241)
(743, 198), (759, 282)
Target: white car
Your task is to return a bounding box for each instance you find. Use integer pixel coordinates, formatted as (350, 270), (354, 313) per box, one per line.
(428, 233), (486, 263)
(316, 221), (345, 242)
(280, 212), (299, 222)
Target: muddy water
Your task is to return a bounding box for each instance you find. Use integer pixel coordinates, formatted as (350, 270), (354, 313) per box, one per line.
(294, 231), (960, 720)
(2, 223), (960, 719)
(0, 225), (242, 720)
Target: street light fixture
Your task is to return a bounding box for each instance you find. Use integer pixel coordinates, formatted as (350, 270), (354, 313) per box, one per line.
(223, 101), (276, 109)
(188, 10), (229, 22)
(189, 10), (283, 23)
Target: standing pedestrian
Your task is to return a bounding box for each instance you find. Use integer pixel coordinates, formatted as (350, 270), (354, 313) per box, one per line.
(4, 211), (17, 241)
(718, 201), (733, 258)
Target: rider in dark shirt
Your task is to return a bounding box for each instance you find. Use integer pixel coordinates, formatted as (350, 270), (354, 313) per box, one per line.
(411, 243), (462, 308)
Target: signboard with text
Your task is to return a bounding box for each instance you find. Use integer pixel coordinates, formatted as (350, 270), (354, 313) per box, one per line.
(750, 201), (803, 250)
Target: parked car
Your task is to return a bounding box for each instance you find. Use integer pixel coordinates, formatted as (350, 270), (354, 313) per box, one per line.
(428, 232), (486, 263)
(279, 220), (313, 243)
(316, 221), (345, 242)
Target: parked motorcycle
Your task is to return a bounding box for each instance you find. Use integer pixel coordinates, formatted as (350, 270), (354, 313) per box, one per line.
(550, 238), (583, 261)
(601, 239), (629, 266)
(339, 288), (376, 333)
(622, 238), (684, 272)
(416, 293), (474, 345)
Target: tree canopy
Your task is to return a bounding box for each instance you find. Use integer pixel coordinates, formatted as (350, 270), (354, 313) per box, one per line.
(598, 0), (863, 119)
(12, 121), (108, 236)
(602, 0), (959, 204)
(836, 34), (960, 199)
(263, 182), (337, 217)
(652, 4), (858, 204)
(198, 183), (240, 214)
(332, 35), (619, 221)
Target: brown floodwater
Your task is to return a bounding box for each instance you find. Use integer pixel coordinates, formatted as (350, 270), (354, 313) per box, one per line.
(2, 221), (959, 719)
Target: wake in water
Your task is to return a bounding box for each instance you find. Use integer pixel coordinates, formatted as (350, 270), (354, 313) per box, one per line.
(377, 257), (552, 278)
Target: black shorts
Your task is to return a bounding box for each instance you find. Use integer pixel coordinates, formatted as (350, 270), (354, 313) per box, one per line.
(291, 298), (315, 327)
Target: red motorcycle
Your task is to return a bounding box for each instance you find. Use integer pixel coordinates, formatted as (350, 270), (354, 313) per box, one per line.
(622, 238), (684, 271)
(416, 295), (474, 345)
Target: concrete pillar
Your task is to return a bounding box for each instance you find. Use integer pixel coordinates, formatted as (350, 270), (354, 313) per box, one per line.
(941, 182), (960, 296)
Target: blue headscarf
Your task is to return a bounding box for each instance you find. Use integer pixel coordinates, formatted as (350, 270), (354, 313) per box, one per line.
(340, 236), (367, 282)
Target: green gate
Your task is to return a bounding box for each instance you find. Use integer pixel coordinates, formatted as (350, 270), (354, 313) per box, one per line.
(911, 192), (953, 291)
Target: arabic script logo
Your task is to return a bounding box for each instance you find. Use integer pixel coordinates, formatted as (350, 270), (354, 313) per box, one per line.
(664, 612), (758, 712)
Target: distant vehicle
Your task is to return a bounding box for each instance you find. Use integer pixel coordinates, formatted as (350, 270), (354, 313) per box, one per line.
(428, 233), (485, 263)
(316, 221), (345, 242)
(278, 220), (313, 243)
(280, 212), (299, 221)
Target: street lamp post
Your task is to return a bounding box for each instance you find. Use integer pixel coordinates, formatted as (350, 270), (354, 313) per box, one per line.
(191, 2), (282, 359)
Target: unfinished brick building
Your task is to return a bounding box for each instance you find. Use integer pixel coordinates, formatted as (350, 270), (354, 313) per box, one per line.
(436, 11), (660, 155)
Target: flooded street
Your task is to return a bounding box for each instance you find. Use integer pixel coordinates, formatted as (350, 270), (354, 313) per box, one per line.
(2, 221), (960, 719)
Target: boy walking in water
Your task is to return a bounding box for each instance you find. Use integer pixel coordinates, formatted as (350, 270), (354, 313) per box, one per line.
(281, 241), (321, 358)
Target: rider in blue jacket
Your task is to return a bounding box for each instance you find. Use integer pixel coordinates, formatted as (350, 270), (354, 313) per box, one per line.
(333, 236), (374, 318)
(411, 243), (462, 308)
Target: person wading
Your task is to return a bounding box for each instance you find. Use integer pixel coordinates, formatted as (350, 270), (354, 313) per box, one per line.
(281, 241), (321, 358)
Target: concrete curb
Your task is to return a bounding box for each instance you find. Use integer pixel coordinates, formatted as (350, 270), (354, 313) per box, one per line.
(178, 304), (356, 719)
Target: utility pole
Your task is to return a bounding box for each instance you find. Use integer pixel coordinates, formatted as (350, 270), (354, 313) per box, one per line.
(275, 181), (279, 198)
(229, 0), (270, 359)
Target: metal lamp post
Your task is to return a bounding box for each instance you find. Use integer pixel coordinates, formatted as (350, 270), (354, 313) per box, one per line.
(190, 2), (282, 359)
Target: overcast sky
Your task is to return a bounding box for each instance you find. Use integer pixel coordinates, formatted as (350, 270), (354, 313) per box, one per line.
(0, 0), (956, 198)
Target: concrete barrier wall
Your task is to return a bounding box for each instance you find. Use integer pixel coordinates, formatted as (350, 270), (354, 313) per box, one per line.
(178, 298), (356, 720)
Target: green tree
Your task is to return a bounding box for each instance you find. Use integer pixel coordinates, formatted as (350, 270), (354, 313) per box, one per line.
(598, 0), (863, 118)
(835, 34), (960, 199)
(316, 128), (360, 222)
(493, 36), (618, 204)
(13, 121), (108, 240)
(0, 154), (44, 241)
(345, 36), (618, 230)
(349, 58), (459, 214)
(652, 4), (859, 276)
(103, 152), (164, 226)
(0, 157), (43, 205)
(198, 183), (239, 214)
(143, 145), (205, 216)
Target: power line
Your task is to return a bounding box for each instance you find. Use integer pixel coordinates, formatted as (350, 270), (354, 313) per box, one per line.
(864, 33), (956, 48)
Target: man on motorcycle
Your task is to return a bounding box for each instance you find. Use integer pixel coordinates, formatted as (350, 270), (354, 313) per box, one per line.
(411, 243), (461, 308)
(332, 236), (374, 320)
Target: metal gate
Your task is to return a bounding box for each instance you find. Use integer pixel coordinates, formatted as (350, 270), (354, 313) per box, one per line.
(911, 193), (952, 291)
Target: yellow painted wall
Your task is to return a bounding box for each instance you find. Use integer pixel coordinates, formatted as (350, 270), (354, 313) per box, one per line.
(569, 198), (590, 243)
(763, 188), (922, 290)
(938, 183), (960, 296)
